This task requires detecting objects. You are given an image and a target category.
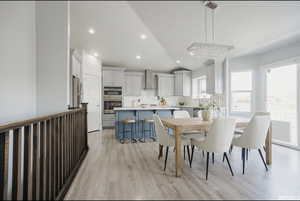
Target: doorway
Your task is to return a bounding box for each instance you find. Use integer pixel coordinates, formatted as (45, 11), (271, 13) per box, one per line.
(266, 64), (298, 147)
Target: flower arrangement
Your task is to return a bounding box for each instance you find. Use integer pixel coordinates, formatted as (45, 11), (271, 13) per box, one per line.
(198, 94), (224, 121)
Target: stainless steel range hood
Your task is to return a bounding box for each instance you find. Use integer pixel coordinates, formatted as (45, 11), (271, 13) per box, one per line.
(144, 69), (155, 89)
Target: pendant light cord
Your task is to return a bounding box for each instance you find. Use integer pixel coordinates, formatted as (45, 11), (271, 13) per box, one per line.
(212, 9), (215, 42)
(205, 6), (207, 43)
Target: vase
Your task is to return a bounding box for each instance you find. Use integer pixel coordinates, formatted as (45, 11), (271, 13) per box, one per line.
(202, 110), (211, 121)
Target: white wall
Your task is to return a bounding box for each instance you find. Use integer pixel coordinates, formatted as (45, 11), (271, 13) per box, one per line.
(0, 2), (36, 124)
(36, 1), (70, 115)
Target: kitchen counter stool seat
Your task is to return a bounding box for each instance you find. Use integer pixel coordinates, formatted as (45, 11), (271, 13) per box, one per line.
(121, 119), (136, 144)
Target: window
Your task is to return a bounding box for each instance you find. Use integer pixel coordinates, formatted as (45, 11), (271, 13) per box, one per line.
(192, 76), (207, 98)
(230, 71), (252, 114)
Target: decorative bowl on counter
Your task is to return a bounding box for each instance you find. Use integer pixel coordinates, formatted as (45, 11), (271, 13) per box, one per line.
(178, 102), (185, 106)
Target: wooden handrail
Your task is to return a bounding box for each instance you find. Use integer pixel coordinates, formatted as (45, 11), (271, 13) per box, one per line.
(0, 103), (89, 200)
(0, 106), (85, 132)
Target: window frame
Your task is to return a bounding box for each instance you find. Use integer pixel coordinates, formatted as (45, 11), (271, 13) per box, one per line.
(192, 75), (207, 99)
(229, 71), (254, 116)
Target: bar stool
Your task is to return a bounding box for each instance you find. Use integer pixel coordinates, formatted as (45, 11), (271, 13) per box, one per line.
(121, 119), (136, 144)
(140, 119), (155, 143)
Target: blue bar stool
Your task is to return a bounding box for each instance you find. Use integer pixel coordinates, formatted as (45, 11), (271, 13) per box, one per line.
(140, 119), (155, 142)
(121, 119), (136, 144)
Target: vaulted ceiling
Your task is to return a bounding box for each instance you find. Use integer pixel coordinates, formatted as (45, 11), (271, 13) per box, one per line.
(70, 1), (300, 71)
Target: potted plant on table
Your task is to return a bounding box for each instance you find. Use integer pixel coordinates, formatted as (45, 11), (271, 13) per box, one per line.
(199, 102), (220, 121)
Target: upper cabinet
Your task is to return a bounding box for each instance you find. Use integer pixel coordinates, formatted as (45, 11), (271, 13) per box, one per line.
(156, 73), (174, 97)
(124, 72), (143, 96)
(174, 71), (192, 96)
(102, 66), (125, 87)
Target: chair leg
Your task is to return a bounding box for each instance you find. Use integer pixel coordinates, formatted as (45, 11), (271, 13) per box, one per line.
(164, 146), (169, 171)
(142, 122), (146, 143)
(202, 150), (205, 157)
(186, 145), (191, 164)
(246, 148), (249, 160)
(212, 152), (215, 164)
(158, 144), (163, 160)
(222, 153), (225, 162)
(224, 153), (234, 176)
(258, 148), (268, 171)
(121, 123), (126, 144)
(190, 145), (195, 168)
(206, 152), (210, 180)
(184, 146), (186, 160)
(242, 148), (246, 174)
(229, 145), (233, 154)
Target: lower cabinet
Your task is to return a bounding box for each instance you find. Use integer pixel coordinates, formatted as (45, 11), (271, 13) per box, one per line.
(115, 109), (175, 141)
(103, 114), (115, 128)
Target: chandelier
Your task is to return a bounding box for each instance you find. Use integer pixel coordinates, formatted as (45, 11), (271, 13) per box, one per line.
(187, 1), (234, 58)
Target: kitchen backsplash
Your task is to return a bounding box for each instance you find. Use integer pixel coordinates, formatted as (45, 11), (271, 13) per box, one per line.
(123, 89), (199, 107)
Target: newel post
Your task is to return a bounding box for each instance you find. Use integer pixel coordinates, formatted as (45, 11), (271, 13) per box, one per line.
(81, 103), (89, 150)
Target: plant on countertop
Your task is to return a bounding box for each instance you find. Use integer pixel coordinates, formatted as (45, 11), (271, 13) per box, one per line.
(160, 97), (167, 106)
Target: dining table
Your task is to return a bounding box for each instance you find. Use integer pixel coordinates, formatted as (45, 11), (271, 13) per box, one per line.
(160, 117), (272, 177)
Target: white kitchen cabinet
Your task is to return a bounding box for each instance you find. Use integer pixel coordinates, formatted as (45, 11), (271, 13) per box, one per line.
(156, 74), (175, 97)
(102, 66), (125, 87)
(124, 72), (143, 96)
(174, 71), (191, 96)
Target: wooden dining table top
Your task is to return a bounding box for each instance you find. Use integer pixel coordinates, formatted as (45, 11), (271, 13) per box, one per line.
(161, 117), (249, 131)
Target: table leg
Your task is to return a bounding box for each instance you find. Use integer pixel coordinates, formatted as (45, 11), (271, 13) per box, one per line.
(175, 127), (182, 177)
(265, 123), (272, 165)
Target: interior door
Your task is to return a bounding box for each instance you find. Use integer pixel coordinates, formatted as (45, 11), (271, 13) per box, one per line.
(83, 74), (101, 132)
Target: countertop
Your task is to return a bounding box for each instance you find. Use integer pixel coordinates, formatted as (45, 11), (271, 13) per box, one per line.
(114, 107), (180, 111)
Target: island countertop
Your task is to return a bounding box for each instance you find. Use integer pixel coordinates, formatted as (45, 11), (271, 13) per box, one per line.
(114, 107), (180, 111)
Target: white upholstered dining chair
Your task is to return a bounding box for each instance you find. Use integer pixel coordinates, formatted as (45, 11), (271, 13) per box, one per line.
(153, 114), (191, 171)
(231, 112), (271, 174)
(190, 118), (236, 180)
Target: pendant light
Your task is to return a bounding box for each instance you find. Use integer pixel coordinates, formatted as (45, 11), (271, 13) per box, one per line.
(187, 1), (234, 59)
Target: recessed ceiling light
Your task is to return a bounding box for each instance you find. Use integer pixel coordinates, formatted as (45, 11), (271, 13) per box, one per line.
(94, 52), (99, 57)
(176, 60), (181, 64)
(88, 28), (95, 34)
(190, 52), (195, 56)
(140, 34), (147, 40)
(136, 55), (141, 59)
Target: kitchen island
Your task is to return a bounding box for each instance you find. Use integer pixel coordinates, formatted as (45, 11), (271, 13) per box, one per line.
(114, 107), (179, 142)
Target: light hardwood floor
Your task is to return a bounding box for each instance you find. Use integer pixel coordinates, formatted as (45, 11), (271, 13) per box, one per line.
(65, 129), (300, 200)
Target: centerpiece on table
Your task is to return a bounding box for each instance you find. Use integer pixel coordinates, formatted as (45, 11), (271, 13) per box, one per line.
(199, 102), (220, 121)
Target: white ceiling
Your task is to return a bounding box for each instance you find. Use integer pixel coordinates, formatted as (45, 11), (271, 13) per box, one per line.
(70, 1), (300, 71)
